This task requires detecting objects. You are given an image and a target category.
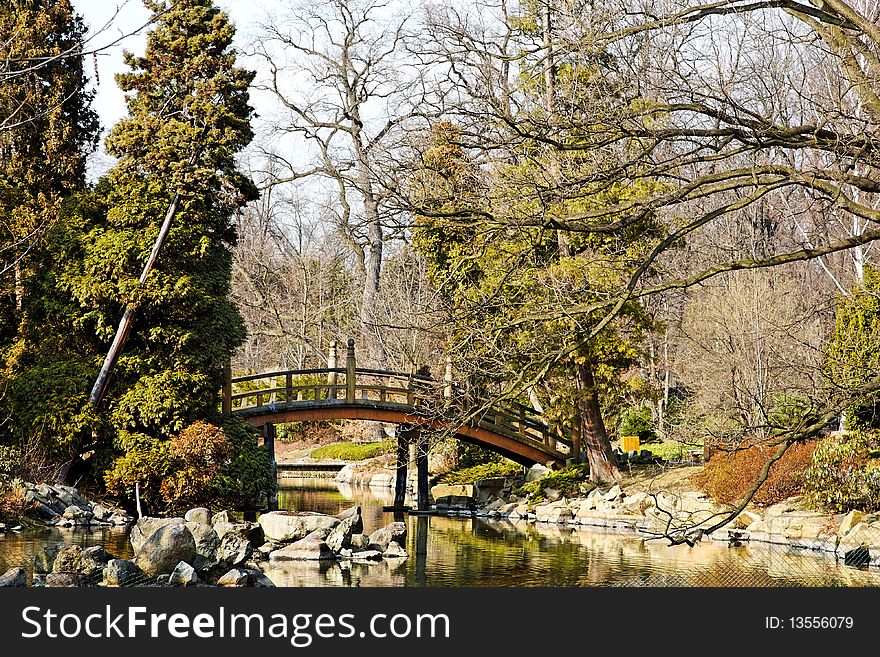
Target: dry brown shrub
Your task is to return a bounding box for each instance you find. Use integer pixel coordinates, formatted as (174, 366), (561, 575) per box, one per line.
(691, 440), (818, 507)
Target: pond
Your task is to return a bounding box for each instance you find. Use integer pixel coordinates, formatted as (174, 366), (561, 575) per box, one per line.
(2, 479), (879, 587)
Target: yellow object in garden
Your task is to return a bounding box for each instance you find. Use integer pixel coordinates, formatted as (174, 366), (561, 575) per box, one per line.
(620, 435), (640, 452)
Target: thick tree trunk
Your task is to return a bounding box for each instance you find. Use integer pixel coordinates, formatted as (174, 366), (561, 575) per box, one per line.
(576, 361), (621, 482)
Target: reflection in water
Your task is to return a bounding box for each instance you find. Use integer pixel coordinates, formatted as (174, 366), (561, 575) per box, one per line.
(3, 479), (880, 587)
(266, 479), (880, 587)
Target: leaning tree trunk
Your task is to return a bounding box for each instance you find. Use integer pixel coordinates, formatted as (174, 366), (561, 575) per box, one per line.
(576, 361), (621, 482)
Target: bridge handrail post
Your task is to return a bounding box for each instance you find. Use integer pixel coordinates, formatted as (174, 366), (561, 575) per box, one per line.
(327, 341), (338, 400)
(346, 338), (356, 403)
(443, 356), (453, 401)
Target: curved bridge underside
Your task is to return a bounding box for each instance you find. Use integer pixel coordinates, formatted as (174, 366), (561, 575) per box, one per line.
(233, 400), (567, 466)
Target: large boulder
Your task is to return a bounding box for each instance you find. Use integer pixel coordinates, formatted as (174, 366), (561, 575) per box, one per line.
(383, 541), (408, 559)
(215, 532), (253, 568)
(185, 521), (219, 568)
(214, 520), (265, 546)
(185, 508), (212, 526)
(350, 533), (370, 550)
(130, 517), (185, 553)
(526, 464), (550, 483)
(102, 559), (144, 587)
(268, 537), (336, 561)
(368, 522), (407, 552)
(0, 567), (25, 587)
(327, 513), (362, 552)
(45, 573), (83, 587)
(335, 506), (364, 533)
(258, 511), (339, 542)
(135, 523), (196, 578)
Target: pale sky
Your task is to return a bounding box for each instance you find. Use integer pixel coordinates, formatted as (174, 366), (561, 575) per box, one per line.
(70, 0), (279, 178)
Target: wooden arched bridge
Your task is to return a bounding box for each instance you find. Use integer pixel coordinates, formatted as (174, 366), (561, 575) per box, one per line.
(221, 339), (573, 511)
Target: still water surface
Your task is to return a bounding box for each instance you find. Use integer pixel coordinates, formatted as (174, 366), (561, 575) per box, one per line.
(2, 480), (879, 587)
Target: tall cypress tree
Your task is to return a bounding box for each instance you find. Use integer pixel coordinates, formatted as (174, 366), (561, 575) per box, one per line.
(59, 0), (256, 454)
(0, 1), (100, 469)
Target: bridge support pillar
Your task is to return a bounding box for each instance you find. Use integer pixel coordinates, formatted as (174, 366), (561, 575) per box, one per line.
(393, 427), (414, 510)
(416, 433), (429, 511)
(264, 423), (278, 511)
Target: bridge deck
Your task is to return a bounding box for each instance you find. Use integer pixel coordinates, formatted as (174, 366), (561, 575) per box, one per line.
(222, 346), (570, 466)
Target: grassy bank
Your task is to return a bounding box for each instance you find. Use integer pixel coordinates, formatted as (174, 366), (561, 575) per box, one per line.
(309, 440), (393, 461)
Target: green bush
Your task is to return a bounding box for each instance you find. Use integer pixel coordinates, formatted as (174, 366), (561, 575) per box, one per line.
(515, 463), (591, 503)
(310, 441), (393, 461)
(434, 461), (522, 485)
(617, 403), (657, 441)
(802, 430), (880, 512)
(104, 418), (275, 514)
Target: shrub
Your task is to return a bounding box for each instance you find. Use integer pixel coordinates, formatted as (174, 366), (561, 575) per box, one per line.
(617, 403), (657, 441)
(691, 441), (817, 507)
(0, 479), (28, 524)
(801, 430), (880, 512)
(515, 463), (591, 503)
(104, 419), (275, 514)
(434, 461), (522, 485)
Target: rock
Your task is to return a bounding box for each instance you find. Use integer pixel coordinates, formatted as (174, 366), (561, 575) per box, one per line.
(258, 511), (339, 542)
(214, 521), (265, 546)
(327, 513), (362, 552)
(837, 522), (880, 559)
(130, 516), (185, 553)
(535, 502), (572, 524)
(603, 485), (623, 502)
(368, 522), (407, 552)
(526, 464), (550, 483)
(350, 533), (370, 550)
(431, 484), (475, 502)
(91, 503), (110, 521)
(731, 510), (762, 530)
(215, 532), (253, 567)
(102, 559), (144, 587)
(840, 510), (864, 536)
(844, 546), (871, 568)
(34, 544), (62, 574)
(368, 472), (394, 488)
(216, 568), (250, 586)
(185, 521), (219, 567)
(53, 545), (105, 576)
(211, 510), (234, 526)
(0, 567), (26, 587)
(383, 541), (408, 558)
(304, 527), (334, 541)
(268, 537), (336, 561)
(620, 492), (655, 515)
(62, 505), (90, 522)
(45, 573), (82, 587)
(169, 561), (199, 586)
(31, 501), (59, 521)
(135, 523), (197, 578)
(185, 507), (212, 526)
(250, 570), (276, 587)
(335, 464), (357, 484)
(351, 550), (383, 561)
(335, 506), (364, 533)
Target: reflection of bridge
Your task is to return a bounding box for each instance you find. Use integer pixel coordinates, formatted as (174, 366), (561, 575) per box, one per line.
(222, 339), (571, 511)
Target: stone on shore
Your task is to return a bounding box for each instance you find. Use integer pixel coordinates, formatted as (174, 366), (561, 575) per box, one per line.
(350, 533), (370, 550)
(268, 537), (336, 561)
(258, 511), (339, 542)
(0, 567), (26, 587)
(216, 568), (249, 586)
(34, 544), (62, 574)
(130, 517), (185, 553)
(327, 511), (362, 552)
(102, 559), (145, 587)
(185, 508), (212, 526)
(839, 510), (864, 536)
(335, 506), (364, 533)
(383, 541), (408, 558)
(135, 523), (196, 578)
(215, 532), (253, 567)
(169, 561), (199, 586)
(53, 545), (109, 576)
(45, 573), (82, 587)
(368, 522), (407, 552)
(185, 521), (220, 567)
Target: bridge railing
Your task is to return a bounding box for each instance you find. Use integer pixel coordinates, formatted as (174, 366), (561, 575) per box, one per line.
(223, 340), (571, 457)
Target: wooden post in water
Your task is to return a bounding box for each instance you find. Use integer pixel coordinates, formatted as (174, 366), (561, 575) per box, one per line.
(416, 431), (429, 511)
(327, 341), (338, 400)
(392, 427), (413, 510)
(222, 361), (232, 416)
(264, 423), (278, 511)
(345, 338), (356, 403)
